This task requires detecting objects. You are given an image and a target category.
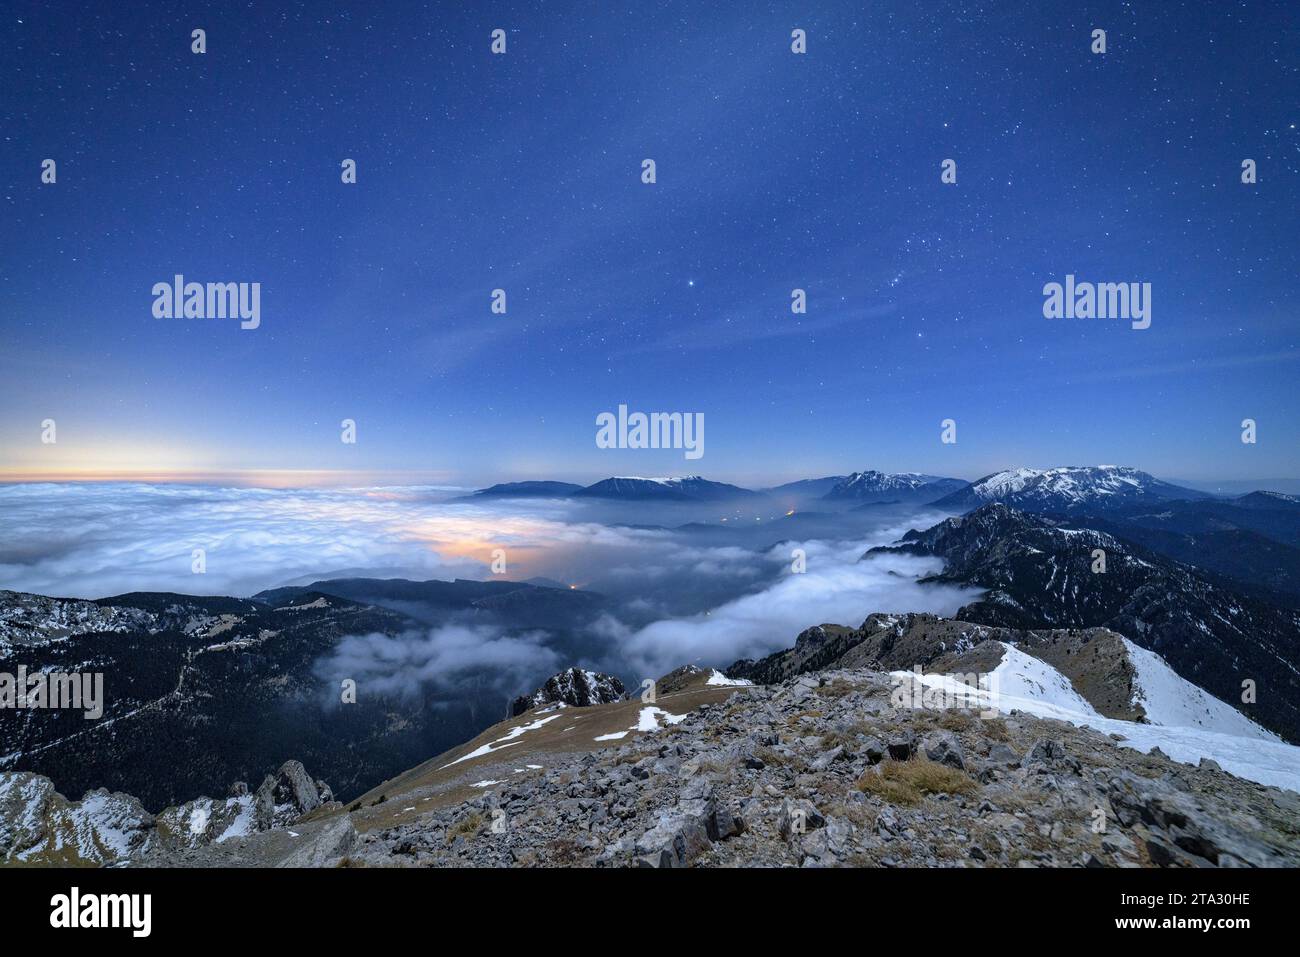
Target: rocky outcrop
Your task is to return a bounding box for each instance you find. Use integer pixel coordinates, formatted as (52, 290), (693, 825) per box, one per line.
(727, 613), (1143, 721)
(0, 760), (335, 866)
(510, 668), (625, 717)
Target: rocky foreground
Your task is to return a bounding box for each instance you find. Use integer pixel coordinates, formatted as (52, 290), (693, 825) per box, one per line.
(7, 661), (1300, 868)
(339, 669), (1300, 868)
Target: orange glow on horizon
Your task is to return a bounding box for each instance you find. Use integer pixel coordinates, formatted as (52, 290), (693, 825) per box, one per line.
(0, 468), (459, 489)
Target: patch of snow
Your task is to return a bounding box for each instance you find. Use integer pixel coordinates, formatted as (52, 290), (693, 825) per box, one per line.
(636, 706), (687, 732)
(706, 669), (752, 687)
(215, 796), (255, 843)
(439, 713), (563, 768)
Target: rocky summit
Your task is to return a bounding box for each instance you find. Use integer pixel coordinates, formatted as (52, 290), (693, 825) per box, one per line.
(336, 670), (1300, 868)
(509, 668), (626, 718)
(12, 658), (1294, 869)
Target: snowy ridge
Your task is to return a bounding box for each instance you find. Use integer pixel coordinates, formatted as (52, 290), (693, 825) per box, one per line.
(936, 465), (1204, 512)
(892, 641), (1300, 792)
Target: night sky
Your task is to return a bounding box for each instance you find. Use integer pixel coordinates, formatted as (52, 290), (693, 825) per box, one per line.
(2, 1), (1297, 487)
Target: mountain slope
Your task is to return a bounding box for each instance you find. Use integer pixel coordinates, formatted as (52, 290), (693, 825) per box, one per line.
(467, 481), (585, 499)
(129, 665), (1300, 868)
(868, 504), (1300, 742)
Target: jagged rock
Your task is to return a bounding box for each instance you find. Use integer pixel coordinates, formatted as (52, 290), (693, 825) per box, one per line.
(778, 799), (826, 841)
(1, 760), (335, 866)
(861, 737), (886, 764)
(634, 812), (711, 867)
(986, 743), (1020, 767)
(887, 733), (915, 761)
(0, 773), (154, 865)
(510, 668), (626, 718)
(923, 732), (966, 769)
(254, 760), (330, 828)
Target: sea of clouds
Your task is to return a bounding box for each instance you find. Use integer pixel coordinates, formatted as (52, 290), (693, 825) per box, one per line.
(0, 482), (979, 684)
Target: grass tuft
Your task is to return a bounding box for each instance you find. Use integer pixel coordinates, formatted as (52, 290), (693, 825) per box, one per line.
(856, 758), (978, 806)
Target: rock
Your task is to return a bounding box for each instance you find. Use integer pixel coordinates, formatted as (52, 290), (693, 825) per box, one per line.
(254, 760), (329, 829)
(886, 733), (915, 761)
(1022, 738), (1080, 773)
(800, 818), (850, 862)
(778, 799), (825, 841)
(810, 746), (845, 771)
(634, 812), (712, 868)
(705, 803), (745, 841)
(0, 772), (155, 866)
(510, 668), (626, 718)
(985, 743), (1019, 767)
(278, 818), (358, 867)
(922, 732), (965, 769)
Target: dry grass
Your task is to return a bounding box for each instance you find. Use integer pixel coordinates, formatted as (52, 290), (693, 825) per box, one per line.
(755, 746), (796, 768)
(936, 710), (975, 732)
(856, 758), (978, 806)
(446, 811), (483, 843)
(819, 721), (877, 751)
(786, 708), (824, 724)
(815, 678), (858, 699)
(546, 837), (582, 864)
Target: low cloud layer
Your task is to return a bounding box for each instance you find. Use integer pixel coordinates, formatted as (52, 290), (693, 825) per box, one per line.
(614, 541), (976, 677)
(0, 483), (978, 695)
(314, 623), (561, 702)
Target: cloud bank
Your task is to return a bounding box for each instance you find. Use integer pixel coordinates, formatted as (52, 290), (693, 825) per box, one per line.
(0, 483), (978, 695)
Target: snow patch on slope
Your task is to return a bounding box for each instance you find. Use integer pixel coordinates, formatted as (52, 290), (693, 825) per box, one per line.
(891, 641), (1300, 792)
(1123, 638), (1279, 742)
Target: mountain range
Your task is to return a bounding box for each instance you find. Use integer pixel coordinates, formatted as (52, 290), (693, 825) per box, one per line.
(4, 462), (1300, 868)
(465, 465), (1289, 514)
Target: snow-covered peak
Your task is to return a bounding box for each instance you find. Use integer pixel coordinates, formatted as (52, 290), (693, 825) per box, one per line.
(822, 470), (958, 501)
(938, 465), (1201, 512)
(836, 470), (934, 492)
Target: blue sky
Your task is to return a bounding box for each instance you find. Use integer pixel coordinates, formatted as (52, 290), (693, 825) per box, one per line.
(2, 0), (1297, 486)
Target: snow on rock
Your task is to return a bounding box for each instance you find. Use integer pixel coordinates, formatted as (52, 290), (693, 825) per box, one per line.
(943, 465), (1197, 511)
(510, 668), (626, 717)
(0, 772), (155, 865)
